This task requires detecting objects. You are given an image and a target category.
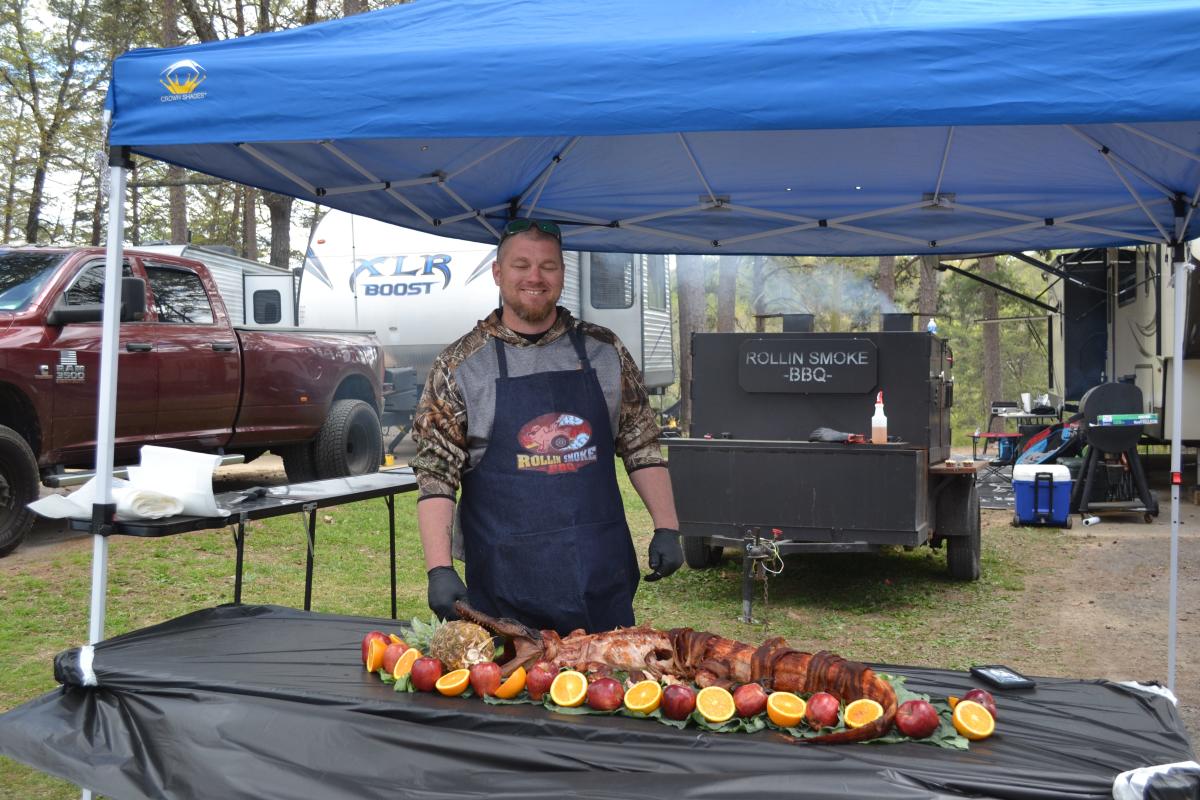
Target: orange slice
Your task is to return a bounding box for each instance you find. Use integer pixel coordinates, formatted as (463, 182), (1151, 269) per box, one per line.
(549, 670), (588, 707)
(494, 667), (527, 699)
(388, 634), (407, 646)
(948, 695), (960, 710)
(392, 648), (422, 680)
(366, 637), (388, 673)
(695, 686), (736, 724)
(435, 668), (471, 696)
(843, 698), (884, 728)
(766, 691), (806, 728)
(624, 680), (663, 714)
(952, 699), (995, 740)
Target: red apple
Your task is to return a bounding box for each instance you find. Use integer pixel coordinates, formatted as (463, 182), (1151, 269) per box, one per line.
(587, 677), (625, 711)
(733, 682), (769, 718)
(525, 661), (557, 701)
(469, 661), (502, 697)
(661, 684), (697, 720)
(410, 657), (444, 692)
(805, 691), (840, 730)
(895, 699), (940, 738)
(360, 631), (389, 665)
(380, 641), (409, 675)
(963, 688), (997, 719)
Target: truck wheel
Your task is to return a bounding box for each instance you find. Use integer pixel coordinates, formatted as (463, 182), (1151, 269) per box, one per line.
(0, 426), (39, 557)
(279, 443), (318, 483)
(683, 535), (722, 569)
(946, 485), (982, 581)
(314, 399), (383, 479)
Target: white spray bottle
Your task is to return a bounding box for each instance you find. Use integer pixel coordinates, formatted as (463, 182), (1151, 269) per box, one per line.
(871, 390), (888, 444)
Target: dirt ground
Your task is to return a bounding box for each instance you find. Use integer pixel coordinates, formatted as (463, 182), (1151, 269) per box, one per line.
(983, 501), (1200, 740)
(17, 449), (1200, 742)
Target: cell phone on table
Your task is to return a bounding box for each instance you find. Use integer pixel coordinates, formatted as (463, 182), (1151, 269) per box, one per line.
(970, 664), (1036, 690)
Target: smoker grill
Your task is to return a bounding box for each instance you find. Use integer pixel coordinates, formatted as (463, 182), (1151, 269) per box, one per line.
(1069, 383), (1159, 520)
(667, 329), (980, 621)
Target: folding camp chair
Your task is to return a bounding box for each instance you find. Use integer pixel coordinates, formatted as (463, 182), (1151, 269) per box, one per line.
(976, 432), (1021, 486)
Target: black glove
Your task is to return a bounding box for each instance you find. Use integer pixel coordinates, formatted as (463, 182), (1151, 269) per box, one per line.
(427, 566), (468, 620)
(645, 528), (684, 581)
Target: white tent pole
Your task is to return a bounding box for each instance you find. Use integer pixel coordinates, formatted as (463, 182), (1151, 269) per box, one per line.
(87, 147), (129, 647)
(79, 143), (129, 800)
(1167, 242), (1189, 692)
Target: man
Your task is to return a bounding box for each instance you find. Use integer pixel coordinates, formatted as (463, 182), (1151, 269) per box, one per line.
(411, 218), (683, 635)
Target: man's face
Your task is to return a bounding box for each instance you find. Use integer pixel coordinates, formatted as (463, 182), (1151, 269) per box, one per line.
(493, 232), (564, 330)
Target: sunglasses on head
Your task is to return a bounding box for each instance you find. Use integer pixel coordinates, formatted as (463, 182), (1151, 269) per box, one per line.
(499, 218), (562, 244)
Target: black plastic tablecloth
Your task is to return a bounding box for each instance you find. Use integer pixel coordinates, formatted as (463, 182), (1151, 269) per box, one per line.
(0, 604), (1194, 799)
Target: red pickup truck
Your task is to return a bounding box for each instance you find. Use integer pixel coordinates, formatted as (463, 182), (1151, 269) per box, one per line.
(0, 247), (386, 555)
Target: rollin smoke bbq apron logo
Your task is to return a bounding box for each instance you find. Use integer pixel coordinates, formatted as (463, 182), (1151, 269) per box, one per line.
(516, 413), (597, 474)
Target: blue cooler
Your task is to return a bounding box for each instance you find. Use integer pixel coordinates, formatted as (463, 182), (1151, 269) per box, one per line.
(1012, 464), (1072, 526)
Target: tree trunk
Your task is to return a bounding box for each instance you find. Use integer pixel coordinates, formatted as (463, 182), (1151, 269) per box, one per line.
(752, 255), (766, 332)
(90, 179), (103, 246)
(715, 255), (738, 332)
(166, 167), (188, 243)
(129, 162), (140, 246)
(161, 0), (188, 243)
(979, 256), (1003, 430)
(2, 109), (22, 243)
(262, 191), (293, 267)
(241, 186), (258, 259)
(917, 254), (940, 332)
(877, 255), (896, 303)
(676, 255), (706, 432)
(69, 175), (83, 242)
(178, 0), (219, 40)
(343, 0), (367, 14)
(24, 157), (47, 243)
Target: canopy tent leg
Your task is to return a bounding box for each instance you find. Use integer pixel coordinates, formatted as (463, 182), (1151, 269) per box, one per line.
(80, 146), (129, 800)
(1166, 250), (1189, 692)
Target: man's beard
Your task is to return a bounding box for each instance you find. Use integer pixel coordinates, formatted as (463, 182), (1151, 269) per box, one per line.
(509, 293), (556, 324)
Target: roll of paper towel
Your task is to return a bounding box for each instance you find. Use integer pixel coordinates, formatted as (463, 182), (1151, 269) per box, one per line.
(114, 488), (184, 519)
(126, 446), (227, 518)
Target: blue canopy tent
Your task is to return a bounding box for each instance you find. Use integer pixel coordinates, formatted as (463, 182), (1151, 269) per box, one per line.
(88, 0), (1194, 729)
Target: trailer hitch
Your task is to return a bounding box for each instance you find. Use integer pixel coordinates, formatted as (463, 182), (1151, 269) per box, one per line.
(739, 527), (784, 625)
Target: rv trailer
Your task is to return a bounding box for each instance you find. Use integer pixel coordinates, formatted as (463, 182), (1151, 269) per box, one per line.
(297, 211), (675, 445)
(1047, 244), (1198, 446)
(135, 243), (296, 327)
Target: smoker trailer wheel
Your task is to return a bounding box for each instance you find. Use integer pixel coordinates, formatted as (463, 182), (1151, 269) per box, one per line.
(940, 481), (981, 581)
(682, 535), (723, 568)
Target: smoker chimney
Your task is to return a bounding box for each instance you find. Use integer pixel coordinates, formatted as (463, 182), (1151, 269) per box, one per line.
(781, 313), (815, 333)
(881, 312), (913, 332)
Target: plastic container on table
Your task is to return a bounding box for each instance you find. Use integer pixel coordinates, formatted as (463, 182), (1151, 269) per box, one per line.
(1012, 463), (1072, 527)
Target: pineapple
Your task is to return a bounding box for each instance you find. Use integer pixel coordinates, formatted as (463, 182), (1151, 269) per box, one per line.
(428, 620), (495, 670)
(406, 615), (495, 670)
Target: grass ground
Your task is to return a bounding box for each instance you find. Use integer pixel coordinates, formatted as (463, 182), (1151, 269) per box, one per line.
(0, 467), (1057, 799)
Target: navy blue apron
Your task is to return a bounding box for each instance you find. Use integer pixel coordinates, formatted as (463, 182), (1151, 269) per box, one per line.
(459, 328), (639, 635)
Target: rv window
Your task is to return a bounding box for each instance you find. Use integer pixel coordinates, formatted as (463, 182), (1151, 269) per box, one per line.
(252, 289), (282, 324)
(145, 265), (215, 324)
(646, 255), (667, 310)
(591, 252), (634, 309)
(64, 262), (133, 306)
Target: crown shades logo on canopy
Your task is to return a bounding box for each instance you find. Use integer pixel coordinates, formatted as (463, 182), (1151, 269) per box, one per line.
(159, 59), (207, 102)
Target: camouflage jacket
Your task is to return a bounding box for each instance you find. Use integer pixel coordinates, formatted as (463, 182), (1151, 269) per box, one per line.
(411, 307), (665, 499)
